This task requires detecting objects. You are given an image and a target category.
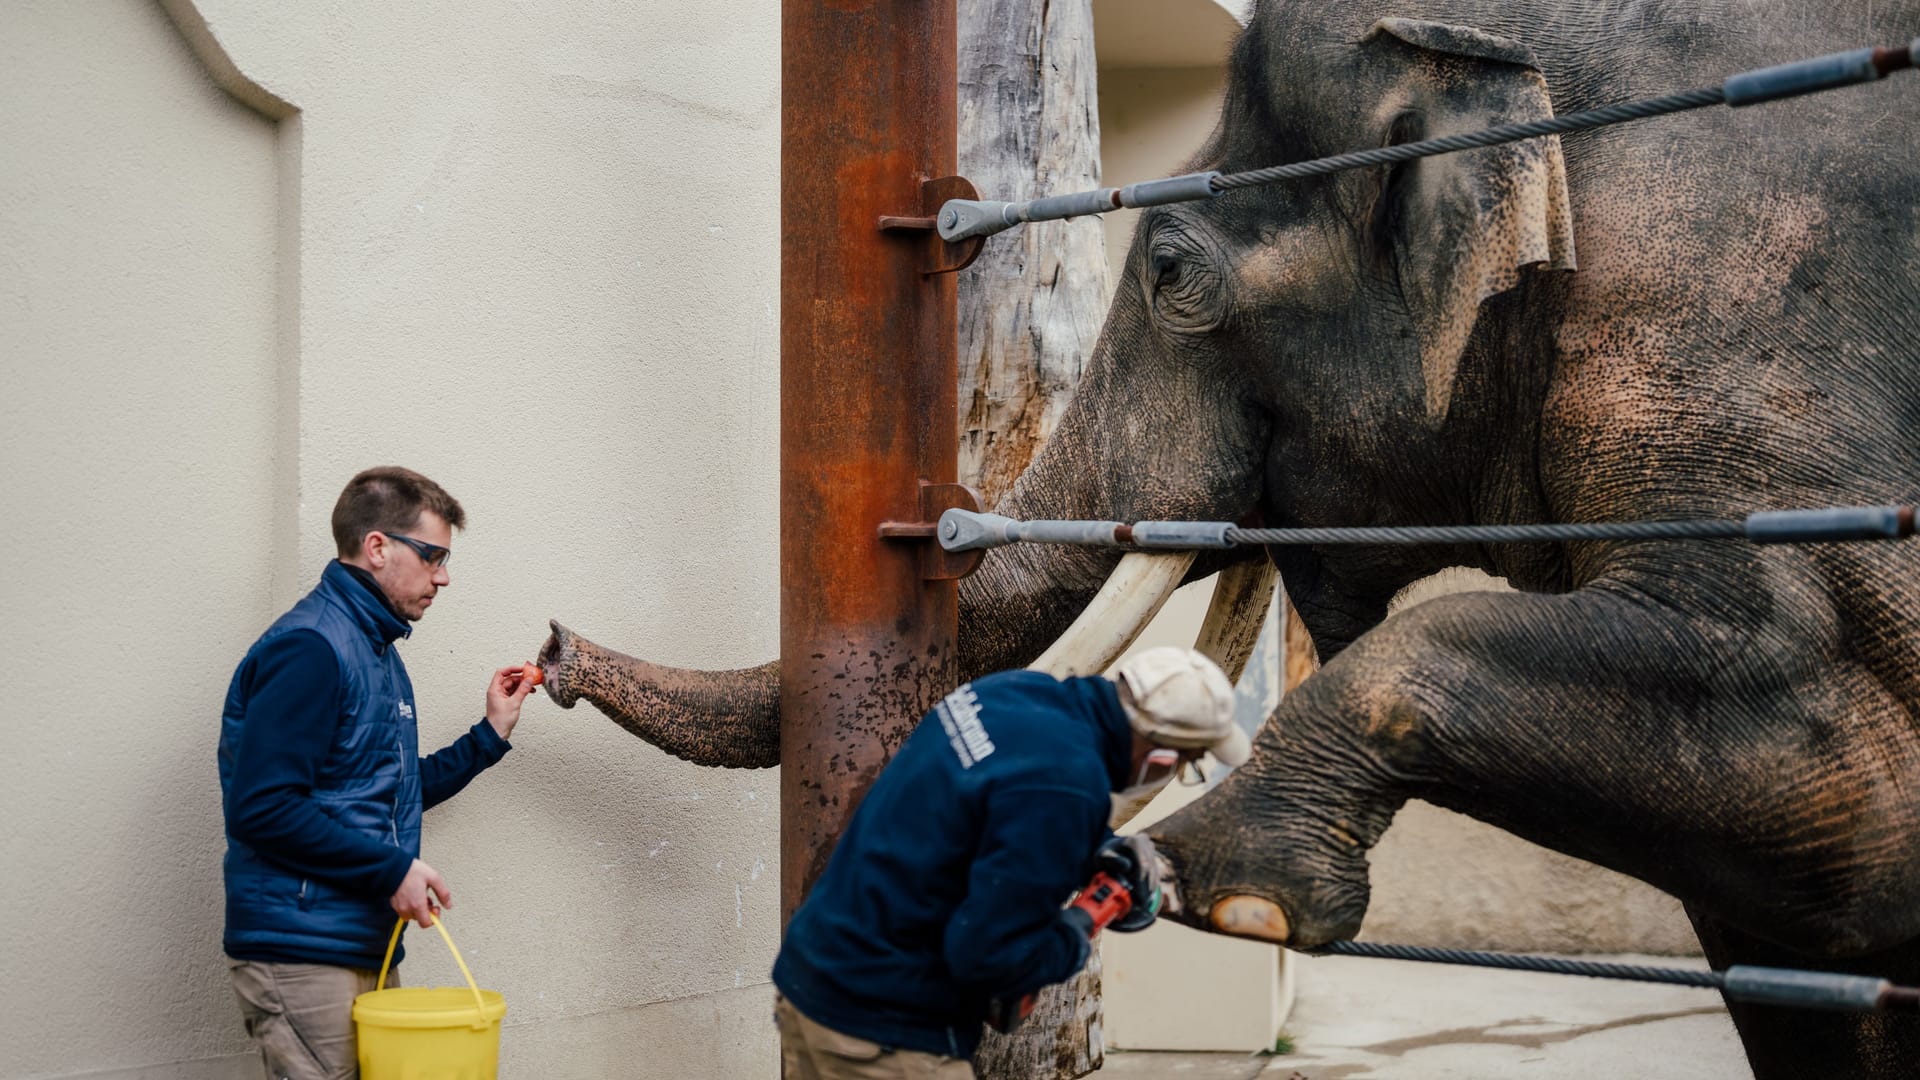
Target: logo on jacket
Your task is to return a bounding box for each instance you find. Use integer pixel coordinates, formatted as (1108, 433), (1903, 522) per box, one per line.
(397, 701), (414, 720)
(936, 684), (994, 769)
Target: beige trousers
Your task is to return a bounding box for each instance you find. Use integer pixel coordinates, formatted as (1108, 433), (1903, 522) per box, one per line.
(228, 960), (397, 1080)
(775, 996), (975, 1080)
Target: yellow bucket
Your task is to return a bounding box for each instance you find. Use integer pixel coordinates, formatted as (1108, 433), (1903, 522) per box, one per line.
(353, 914), (506, 1080)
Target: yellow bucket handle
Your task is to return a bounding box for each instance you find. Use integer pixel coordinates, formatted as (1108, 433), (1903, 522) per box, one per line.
(377, 913), (492, 1030)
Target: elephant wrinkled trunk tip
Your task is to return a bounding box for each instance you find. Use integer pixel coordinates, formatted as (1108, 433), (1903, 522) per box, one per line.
(537, 620), (584, 708)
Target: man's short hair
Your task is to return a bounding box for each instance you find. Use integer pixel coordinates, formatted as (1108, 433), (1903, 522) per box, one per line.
(331, 466), (466, 558)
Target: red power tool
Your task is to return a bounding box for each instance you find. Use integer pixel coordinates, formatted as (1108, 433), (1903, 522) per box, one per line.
(985, 843), (1143, 1033)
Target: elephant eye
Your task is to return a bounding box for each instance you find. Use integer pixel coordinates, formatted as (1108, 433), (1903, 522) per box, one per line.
(1145, 243), (1226, 334)
(1152, 251), (1181, 285)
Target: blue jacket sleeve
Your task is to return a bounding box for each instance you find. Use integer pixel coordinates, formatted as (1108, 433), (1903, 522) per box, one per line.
(224, 631), (415, 897)
(419, 721), (512, 811)
(941, 783), (1109, 999)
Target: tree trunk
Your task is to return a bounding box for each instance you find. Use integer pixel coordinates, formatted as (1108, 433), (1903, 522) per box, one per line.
(957, 0), (1108, 1076)
(957, 0), (1107, 510)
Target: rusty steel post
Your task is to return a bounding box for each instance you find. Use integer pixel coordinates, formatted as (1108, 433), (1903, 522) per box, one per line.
(780, 0), (961, 922)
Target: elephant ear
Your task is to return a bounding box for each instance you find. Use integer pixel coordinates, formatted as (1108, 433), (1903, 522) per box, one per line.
(1363, 19), (1577, 422)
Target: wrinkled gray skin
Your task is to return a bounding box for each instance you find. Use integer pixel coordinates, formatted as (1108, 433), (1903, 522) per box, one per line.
(1131, 4), (1920, 1078)
(548, 2), (1920, 1075)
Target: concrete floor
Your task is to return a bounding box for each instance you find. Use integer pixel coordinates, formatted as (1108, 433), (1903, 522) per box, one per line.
(1100, 953), (1749, 1079)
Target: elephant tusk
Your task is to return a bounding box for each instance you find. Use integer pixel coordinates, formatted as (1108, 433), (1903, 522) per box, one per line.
(1193, 558), (1278, 685)
(1210, 894), (1292, 943)
(1029, 551), (1239, 828)
(1028, 551), (1197, 678)
(1110, 783), (1171, 829)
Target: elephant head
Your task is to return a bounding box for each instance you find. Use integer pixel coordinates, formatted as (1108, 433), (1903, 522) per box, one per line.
(1083, 14), (1578, 660)
(1035, 12), (1582, 946)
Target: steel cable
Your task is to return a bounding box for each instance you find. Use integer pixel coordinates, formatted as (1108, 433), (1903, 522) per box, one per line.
(1224, 519), (1744, 547)
(1211, 88), (1727, 192)
(934, 506), (1913, 552)
(1317, 940), (1725, 989)
(936, 41), (1915, 242)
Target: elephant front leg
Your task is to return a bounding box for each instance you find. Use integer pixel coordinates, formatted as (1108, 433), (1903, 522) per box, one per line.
(1152, 580), (1920, 1066)
(539, 620), (781, 768)
(1688, 906), (1920, 1080)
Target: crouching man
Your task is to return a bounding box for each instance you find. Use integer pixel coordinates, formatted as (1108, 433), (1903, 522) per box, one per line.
(772, 647), (1250, 1078)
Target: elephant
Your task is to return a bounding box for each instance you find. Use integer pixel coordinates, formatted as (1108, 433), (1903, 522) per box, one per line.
(539, 1), (1920, 1075)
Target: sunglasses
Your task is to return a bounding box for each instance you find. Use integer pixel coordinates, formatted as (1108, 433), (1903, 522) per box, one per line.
(1135, 747), (1208, 788)
(384, 532), (452, 569)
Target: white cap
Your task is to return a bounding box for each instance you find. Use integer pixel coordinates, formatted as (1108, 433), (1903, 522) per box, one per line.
(1111, 647), (1251, 767)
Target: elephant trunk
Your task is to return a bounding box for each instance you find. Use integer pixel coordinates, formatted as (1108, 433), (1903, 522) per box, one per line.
(957, 534), (1129, 680)
(538, 620), (781, 768)
(529, 473), (1153, 768)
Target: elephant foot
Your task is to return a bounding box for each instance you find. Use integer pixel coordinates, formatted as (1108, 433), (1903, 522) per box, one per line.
(1209, 895), (1292, 943)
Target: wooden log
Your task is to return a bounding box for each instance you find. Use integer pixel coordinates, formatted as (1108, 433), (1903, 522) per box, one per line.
(957, 0), (1108, 508)
(957, 0), (1109, 1076)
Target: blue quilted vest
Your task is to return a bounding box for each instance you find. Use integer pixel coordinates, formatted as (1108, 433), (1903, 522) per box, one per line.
(219, 560), (423, 968)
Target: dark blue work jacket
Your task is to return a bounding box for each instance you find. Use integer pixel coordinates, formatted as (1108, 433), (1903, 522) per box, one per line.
(219, 560), (508, 969)
(772, 670), (1132, 1059)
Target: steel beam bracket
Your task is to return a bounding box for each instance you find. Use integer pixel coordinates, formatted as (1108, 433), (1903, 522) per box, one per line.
(934, 198), (1020, 243)
(879, 481), (987, 579)
(878, 176), (987, 275)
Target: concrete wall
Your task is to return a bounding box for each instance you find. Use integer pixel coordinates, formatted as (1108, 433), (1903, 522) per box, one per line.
(2, 2), (779, 1076)
(1096, 64), (1230, 286)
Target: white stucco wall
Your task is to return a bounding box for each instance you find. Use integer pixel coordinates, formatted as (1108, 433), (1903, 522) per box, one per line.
(3, 1), (780, 1076)
(1097, 65), (1232, 289)
(3, 4), (283, 1076)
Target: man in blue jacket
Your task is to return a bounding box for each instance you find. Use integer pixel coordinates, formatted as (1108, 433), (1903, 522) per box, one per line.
(772, 646), (1251, 1079)
(218, 466), (537, 1080)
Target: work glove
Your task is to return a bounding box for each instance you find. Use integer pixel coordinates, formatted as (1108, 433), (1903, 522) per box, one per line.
(997, 837), (1167, 1034)
(1103, 834), (1164, 933)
